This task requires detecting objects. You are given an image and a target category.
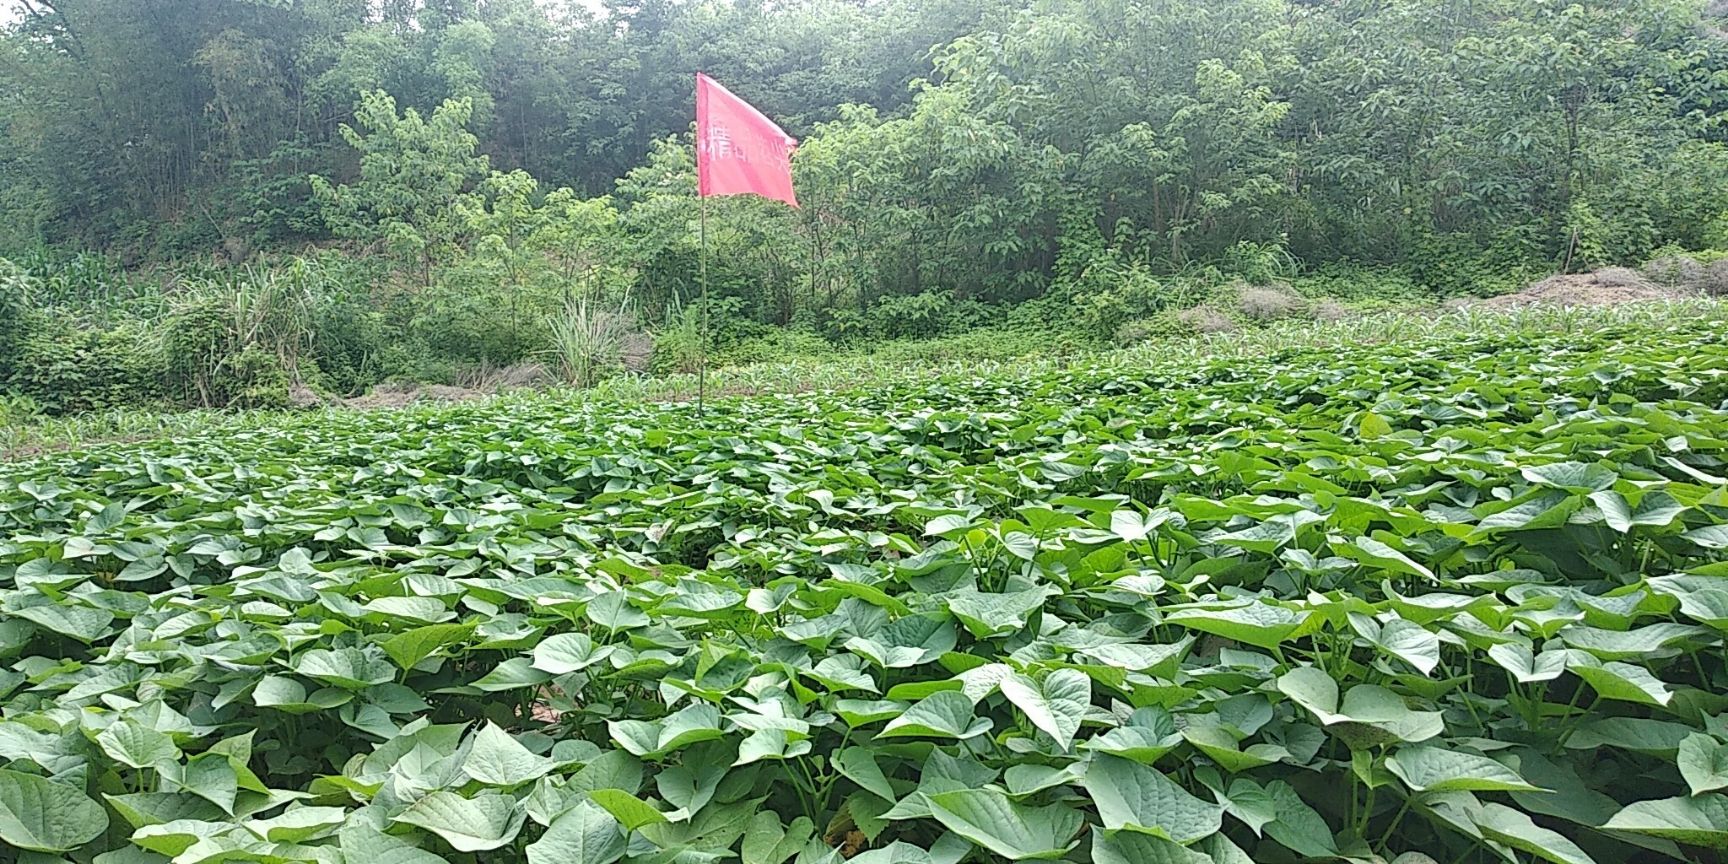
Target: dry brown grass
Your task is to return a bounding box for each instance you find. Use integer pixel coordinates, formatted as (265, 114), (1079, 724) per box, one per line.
(1705, 260), (1728, 297)
(1645, 256), (1705, 290)
(1176, 307), (1238, 334)
(1236, 285), (1307, 322)
(1312, 299), (1351, 322)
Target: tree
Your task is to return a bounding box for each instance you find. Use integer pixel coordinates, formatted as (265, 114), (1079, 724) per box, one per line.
(312, 90), (488, 285)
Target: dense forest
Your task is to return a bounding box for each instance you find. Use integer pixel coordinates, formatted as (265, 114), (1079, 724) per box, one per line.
(3, 0), (1728, 413)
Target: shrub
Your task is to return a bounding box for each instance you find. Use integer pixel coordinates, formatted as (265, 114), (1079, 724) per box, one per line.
(650, 304), (706, 376)
(716, 327), (832, 367)
(1222, 239), (1299, 285)
(1114, 319), (1160, 346)
(0, 393), (43, 425)
(0, 258), (32, 380)
(8, 310), (168, 414)
(869, 291), (950, 340)
(221, 345), (293, 410)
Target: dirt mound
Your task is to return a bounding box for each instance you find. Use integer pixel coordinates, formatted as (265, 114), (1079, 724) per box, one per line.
(342, 383), (487, 410)
(1471, 269), (1686, 309)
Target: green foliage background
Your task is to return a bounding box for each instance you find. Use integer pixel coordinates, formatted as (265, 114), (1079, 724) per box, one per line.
(3, 0), (1728, 413)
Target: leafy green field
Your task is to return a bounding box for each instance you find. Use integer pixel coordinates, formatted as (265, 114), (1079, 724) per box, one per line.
(3, 309), (1728, 864)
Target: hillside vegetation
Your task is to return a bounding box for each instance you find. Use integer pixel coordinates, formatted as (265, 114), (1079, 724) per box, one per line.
(3, 0), (1728, 416)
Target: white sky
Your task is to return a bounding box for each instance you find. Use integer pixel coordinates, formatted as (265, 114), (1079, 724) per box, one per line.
(0, 1), (608, 26)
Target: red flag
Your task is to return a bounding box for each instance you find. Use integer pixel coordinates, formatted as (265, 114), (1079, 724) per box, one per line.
(697, 73), (798, 208)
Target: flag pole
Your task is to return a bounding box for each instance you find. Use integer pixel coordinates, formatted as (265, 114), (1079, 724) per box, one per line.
(695, 70), (708, 419)
(697, 192), (709, 418)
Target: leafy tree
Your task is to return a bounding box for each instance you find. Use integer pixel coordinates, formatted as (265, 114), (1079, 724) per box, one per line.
(312, 90), (488, 285)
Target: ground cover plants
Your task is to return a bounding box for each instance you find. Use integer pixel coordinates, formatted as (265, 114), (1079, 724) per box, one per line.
(1, 307), (1728, 864)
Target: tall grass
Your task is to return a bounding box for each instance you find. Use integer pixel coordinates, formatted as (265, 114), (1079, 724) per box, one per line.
(546, 291), (638, 388)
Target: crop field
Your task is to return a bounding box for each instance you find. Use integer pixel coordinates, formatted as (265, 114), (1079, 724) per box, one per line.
(3, 310), (1728, 864)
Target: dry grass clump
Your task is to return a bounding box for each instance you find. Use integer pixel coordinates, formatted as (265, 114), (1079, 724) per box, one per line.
(1176, 306), (1238, 334)
(1312, 299), (1351, 322)
(1236, 285), (1307, 322)
(1593, 266), (1653, 289)
(1704, 259), (1728, 297)
(1645, 256), (1705, 290)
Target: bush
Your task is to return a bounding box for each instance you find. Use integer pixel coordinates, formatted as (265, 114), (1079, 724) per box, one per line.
(7, 310), (168, 414)
(1312, 299), (1351, 322)
(0, 393), (43, 426)
(868, 291), (950, 340)
(0, 258), (32, 381)
(650, 303), (705, 376)
(716, 327), (832, 367)
(221, 345), (293, 410)
(1221, 239), (1299, 285)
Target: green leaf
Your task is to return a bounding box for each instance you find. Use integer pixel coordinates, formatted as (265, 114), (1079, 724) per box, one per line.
(533, 633), (612, 675)
(926, 789), (1083, 860)
(742, 813), (813, 864)
(836, 748), (898, 803)
(1474, 803), (1598, 864)
(1681, 734), (1728, 796)
(526, 800), (625, 864)
(1263, 780), (1337, 858)
(97, 721), (181, 771)
(12, 605), (113, 644)
(462, 722), (555, 786)
(293, 647), (396, 690)
(586, 789), (669, 831)
(609, 703), (724, 758)
(1358, 412), (1394, 440)
(1569, 658), (1673, 707)
(1486, 643), (1567, 683)
(879, 692), (992, 741)
(946, 588), (1059, 638)
(380, 624), (474, 671)
(132, 819), (226, 855)
(1351, 615), (1440, 675)
(1276, 667), (1443, 748)
(1167, 602), (1308, 650)
(1080, 755), (1222, 843)
(999, 669), (1089, 752)
(1345, 537), (1433, 581)
(244, 806), (346, 842)
(251, 676), (351, 713)
(473, 657), (554, 692)
(1522, 462), (1617, 494)
(1090, 831), (1213, 864)
(1682, 526), (1728, 550)
(338, 821), (450, 864)
(1386, 746), (1544, 793)
(393, 790), (527, 852)
(1604, 794), (1728, 847)
(0, 768), (109, 852)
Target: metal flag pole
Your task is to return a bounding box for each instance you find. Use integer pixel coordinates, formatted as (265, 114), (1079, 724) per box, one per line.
(697, 192), (709, 418)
